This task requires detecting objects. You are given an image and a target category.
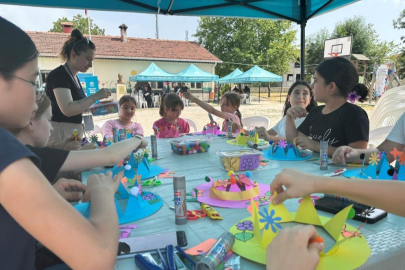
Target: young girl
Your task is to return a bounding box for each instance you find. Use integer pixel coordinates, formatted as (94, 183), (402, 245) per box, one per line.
(256, 81), (317, 142)
(45, 28), (111, 145)
(183, 92), (242, 132)
(153, 93), (190, 137)
(7, 95), (147, 184)
(0, 17), (143, 270)
(285, 57), (369, 156)
(102, 95), (144, 137)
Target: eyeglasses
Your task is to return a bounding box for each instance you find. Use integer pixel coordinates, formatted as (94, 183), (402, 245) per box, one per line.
(10, 74), (44, 102)
(72, 37), (90, 50)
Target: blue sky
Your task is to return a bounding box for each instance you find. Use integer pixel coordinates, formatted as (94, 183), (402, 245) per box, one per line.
(0, 0), (404, 47)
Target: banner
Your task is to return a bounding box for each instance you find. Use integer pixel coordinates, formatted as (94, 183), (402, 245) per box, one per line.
(116, 84), (127, 101)
(84, 76), (99, 103)
(375, 64), (389, 97)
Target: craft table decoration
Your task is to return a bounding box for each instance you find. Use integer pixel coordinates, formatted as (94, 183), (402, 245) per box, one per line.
(75, 172), (163, 224)
(217, 149), (262, 171)
(226, 130), (268, 148)
(263, 139), (312, 161)
(199, 122), (224, 135)
(154, 123), (181, 138)
(228, 192), (370, 269)
(343, 149), (405, 180)
(169, 137), (211, 155)
(196, 171), (271, 208)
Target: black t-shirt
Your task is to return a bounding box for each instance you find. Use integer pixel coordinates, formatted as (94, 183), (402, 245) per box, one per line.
(0, 128), (41, 270)
(45, 65), (85, 124)
(180, 86), (189, 93)
(26, 146), (69, 183)
(297, 102), (369, 147)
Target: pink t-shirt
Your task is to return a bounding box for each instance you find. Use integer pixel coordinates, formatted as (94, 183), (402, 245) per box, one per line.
(152, 117), (190, 136)
(222, 112), (241, 132)
(102, 120), (144, 137)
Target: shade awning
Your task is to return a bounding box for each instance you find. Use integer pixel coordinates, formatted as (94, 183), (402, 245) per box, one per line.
(218, 68), (243, 83)
(176, 64), (219, 82)
(129, 62), (179, 82)
(229, 66), (282, 83)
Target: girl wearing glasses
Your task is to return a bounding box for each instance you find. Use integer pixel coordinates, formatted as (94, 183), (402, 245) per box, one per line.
(45, 28), (111, 146)
(0, 17), (139, 270)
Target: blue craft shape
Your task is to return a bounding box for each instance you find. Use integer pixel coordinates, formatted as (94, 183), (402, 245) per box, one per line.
(398, 165), (405, 181)
(362, 164), (377, 179)
(112, 154), (164, 180)
(377, 159), (391, 180)
(264, 143), (311, 161)
(75, 191), (163, 224)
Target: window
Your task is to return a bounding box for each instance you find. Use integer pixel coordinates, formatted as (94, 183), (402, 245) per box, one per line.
(158, 82), (163, 88)
(296, 74), (301, 81)
(196, 82), (202, 89)
(294, 62), (300, 68)
(287, 74), (294, 82)
(151, 82), (157, 88)
(191, 83), (195, 88)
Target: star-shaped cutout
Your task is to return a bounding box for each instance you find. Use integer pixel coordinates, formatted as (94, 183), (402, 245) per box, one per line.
(390, 148), (402, 160)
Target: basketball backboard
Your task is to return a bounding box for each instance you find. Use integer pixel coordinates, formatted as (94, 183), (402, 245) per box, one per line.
(323, 36), (352, 58)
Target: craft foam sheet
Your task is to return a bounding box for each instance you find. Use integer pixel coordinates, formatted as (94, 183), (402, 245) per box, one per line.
(226, 139), (269, 147)
(229, 196), (370, 270)
(262, 148), (312, 161)
(196, 182), (271, 208)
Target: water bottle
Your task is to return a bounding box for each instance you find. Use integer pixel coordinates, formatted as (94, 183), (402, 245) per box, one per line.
(151, 134), (158, 158)
(320, 140), (328, 170)
(173, 175), (187, 225)
(196, 232), (235, 270)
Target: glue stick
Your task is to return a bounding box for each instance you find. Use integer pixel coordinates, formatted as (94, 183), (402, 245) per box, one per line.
(173, 175), (187, 225)
(151, 134), (158, 158)
(227, 118), (233, 138)
(196, 232), (235, 270)
(320, 140), (328, 170)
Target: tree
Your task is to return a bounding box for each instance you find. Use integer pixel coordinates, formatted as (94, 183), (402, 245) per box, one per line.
(393, 9), (405, 44)
(50, 14), (105, 36)
(305, 28), (330, 74)
(193, 18), (299, 78)
(393, 9), (405, 78)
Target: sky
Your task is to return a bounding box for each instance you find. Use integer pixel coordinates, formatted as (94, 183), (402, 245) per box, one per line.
(0, 0), (404, 48)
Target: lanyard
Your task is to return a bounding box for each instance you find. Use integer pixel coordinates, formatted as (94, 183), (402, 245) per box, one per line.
(65, 64), (86, 99)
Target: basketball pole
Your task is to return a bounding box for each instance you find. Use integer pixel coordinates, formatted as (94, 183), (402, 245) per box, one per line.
(300, 0), (306, 82)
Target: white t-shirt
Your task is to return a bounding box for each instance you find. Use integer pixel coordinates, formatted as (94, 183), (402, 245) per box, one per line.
(386, 112), (405, 145)
(271, 115), (306, 138)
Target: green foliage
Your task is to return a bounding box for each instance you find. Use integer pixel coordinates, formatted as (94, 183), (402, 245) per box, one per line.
(50, 14), (105, 36)
(219, 84), (230, 96)
(305, 16), (396, 73)
(393, 9), (405, 44)
(393, 9), (405, 79)
(194, 18), (299, 78)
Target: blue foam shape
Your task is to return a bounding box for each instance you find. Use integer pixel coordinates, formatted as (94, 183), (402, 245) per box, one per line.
(263, 148), (312, 161)
(362, 164), (377, 179)
(398, 165), (405, 181)
(342, 168), (362, 178)
(376, 153), (387, 172)
(285, 148), (296, 159)
(116, 182), (129, 199)
(74, 191), (163, 224)
(378, 160), (392, 180)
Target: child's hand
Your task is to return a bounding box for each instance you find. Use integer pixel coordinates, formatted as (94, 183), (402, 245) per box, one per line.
(286, 106), (307, 119)
(82, 171), (123, 202)
(232, 122), (242, 133)
(53, 178), (86, 202)
(295, 136), (315, 150)
(333, 146), (358, 164)
(256, 127), (270, 141)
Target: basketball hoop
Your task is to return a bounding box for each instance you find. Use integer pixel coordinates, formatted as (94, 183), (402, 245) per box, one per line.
(328, 53), (339, 57)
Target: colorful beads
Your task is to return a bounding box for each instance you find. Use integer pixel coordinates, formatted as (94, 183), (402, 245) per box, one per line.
(171, 141), (210, 155)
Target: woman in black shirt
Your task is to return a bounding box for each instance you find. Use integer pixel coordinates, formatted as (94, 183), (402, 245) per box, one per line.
(286, 57), (369, 156)
(46, 29), (111, 145)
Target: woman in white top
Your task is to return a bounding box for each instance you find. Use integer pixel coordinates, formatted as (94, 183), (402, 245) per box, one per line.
(256, 81), (317, 142)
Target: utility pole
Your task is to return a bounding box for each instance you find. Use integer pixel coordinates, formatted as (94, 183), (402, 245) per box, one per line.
(155, 14), (159, 39)
(185, 30), (188, 41)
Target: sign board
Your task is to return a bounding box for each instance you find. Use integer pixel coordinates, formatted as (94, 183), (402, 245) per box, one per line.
(324, 36), (352, 58)
(84, 76), (99, 103)
(116, 84), (127, 101)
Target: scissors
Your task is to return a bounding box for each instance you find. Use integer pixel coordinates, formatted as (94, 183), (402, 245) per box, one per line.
(187, 210), (206, 220)
(141, 177), (162, 187)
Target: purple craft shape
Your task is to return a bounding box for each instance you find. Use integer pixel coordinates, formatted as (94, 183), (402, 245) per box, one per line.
(196, 182), (271, 208)
(119, 229), (131, 239)
(239, 155), (260, 170)
(278, 140), (287, 149)
(119, 225), (138, 230)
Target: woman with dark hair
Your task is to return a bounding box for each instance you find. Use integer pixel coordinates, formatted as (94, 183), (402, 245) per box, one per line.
(256, 81), (317, 142)
(45, 28), (111, 145)
(285, 57), (369, 156)
(0, 17), (146, 270)
(143, 84), (153, 108)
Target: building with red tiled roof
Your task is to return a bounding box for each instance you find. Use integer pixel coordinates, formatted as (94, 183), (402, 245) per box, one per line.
(28, 24), (221, 95)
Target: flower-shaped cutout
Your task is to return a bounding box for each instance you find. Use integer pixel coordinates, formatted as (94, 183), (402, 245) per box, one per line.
(217, 180), (230, 188)
(369, 152), (380, 166)
(398, 152), (405, 166)
(278, 139), (287, 149)
(347, 91), (361, 103)
(142, 193), (156, 201)
(249, 130), (255, 137)
(259, 208), (282, 233)
(237, 220), (253, 231)
(238, 175), (252, 186)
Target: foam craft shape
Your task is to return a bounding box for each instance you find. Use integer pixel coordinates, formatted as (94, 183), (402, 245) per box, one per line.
(196, 182), (271, 208)
(155, 124), (181, 138)
(75, 181), (163, 224)
(112, 151), (164, 180)
(263, 141), (312, 161)
(343, 151), (405, 180)
(185, 239), (232, 257)
(226, 139), (269, 147)
(229, 192), (370, 269)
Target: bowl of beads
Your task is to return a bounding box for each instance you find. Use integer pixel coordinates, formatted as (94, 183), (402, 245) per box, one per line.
(217, 149), (262, 171)
(169, 137), (211, 155)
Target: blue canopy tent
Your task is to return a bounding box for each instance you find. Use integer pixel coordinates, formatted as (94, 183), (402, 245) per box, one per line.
(176, 64), (219, 101)
(229, 65), (282, 103)
(129, 62), (179, 82)
(218, 68), (243, 84)
(2, 0), (360, 78)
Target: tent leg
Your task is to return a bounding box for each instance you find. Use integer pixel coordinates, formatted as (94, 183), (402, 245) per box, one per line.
(279, 86), (282, 103)
(201, 82), (203, 102)
(259, 85), (261, 103)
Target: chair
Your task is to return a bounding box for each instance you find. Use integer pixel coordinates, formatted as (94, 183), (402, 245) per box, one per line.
(369, 85), (405, 130)
(135, 90), (148, 109)
(369, 126), (394, 142)
(242, 116), (271, 130)
(183, 118), (199, 133)
(153, 95), (161, 108)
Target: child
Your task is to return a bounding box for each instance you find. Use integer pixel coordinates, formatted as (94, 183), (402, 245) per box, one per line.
(153, 93), (190, 137)
(183, 92), (242, 132)
(285, 57), (369, 156)
(333, 111), (405, 165)
(7, 95), (148, 183)
(0, 17), (140, 270)
(102, 95), (143, 137)
(256, 81), (317, 142)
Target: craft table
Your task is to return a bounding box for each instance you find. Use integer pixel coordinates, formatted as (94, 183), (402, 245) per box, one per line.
(81, 136), (405, 270)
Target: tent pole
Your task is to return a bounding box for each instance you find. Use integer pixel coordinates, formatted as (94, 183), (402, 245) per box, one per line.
(259, 85), (261, 103)
(300, 0), (307, 81)
(201, 81), (203, 101)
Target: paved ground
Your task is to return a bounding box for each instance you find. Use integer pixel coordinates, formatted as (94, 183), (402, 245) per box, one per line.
(94, 95), (375, 137)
